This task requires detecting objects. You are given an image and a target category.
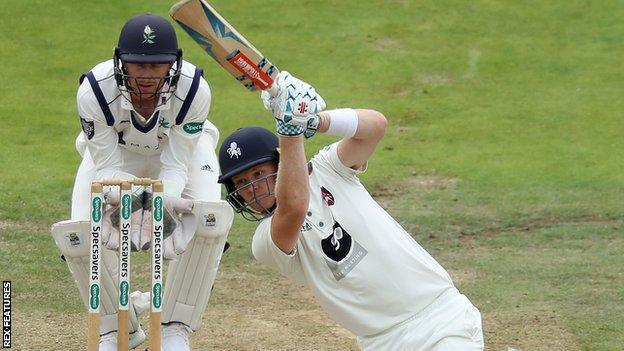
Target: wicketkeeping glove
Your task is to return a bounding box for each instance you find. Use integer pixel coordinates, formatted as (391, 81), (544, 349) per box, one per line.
(140, 191), (196, 259)
(101, 187), (145, 251)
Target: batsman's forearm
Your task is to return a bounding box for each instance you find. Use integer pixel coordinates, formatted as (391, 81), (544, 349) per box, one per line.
(275, 136), (310, 214)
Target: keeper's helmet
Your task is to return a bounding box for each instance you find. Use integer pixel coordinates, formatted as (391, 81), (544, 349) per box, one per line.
(218, 127), (280, 221)
(113, 14), (183, 105)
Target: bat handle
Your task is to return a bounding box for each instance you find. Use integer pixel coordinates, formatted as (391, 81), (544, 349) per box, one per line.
(267, 83), (280, 98)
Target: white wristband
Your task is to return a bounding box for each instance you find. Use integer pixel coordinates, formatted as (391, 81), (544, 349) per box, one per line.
(325, 108), (358, 138)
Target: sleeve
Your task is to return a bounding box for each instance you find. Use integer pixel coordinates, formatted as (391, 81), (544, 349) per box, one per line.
(158, 78), (211, 197)
(312, 142), (368, 181)
(77, 81), (135, 181)
(251, 217), (306, 285)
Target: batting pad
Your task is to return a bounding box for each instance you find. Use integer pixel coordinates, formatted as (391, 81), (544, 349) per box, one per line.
(161, 200), (233, 330)
(51, 220), (141, 336)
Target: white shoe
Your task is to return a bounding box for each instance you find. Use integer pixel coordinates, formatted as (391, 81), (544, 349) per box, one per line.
(98, 327), (146, 350)
(129, 327), (147, 349)
(162, 322), (191, 351)
(130, 290), (151, 317)
(99, 332), (116, 351)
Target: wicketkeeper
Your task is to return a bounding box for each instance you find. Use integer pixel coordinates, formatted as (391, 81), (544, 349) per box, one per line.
(217, 72), (485, 350)
(51, 14), (231, 351)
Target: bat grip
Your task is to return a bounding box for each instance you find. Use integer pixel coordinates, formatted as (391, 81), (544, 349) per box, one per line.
(267, 83), (280, 98)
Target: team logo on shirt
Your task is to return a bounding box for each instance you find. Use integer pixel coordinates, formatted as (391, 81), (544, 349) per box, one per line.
(158, 117), (170, 129)
(142, 25), (156, 44)
(227, 142), (242, 158)
(321, 222), (368, 281)
(320, 187), (334, 206)
(80, 117), (95, 140)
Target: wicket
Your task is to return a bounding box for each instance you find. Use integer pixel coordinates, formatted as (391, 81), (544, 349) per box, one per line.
(89, 178), (164, 351)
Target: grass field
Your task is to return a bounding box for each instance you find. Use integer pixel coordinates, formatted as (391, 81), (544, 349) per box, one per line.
(1, 0), (622, 350)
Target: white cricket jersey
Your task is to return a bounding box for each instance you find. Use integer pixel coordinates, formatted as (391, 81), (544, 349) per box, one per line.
(76, 59), (218, 196)
(252, 143), (456, 336)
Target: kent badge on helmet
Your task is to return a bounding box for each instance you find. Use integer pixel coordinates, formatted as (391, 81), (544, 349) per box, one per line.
(113, 14), (183, 107)
(218, 127), (280, 221)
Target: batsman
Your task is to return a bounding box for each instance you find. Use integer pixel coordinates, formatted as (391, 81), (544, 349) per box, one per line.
(50, 14), (232, 350)
(217, 72), (485, 350)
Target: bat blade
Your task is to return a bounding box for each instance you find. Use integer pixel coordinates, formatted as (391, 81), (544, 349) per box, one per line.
(169, 0), (279, 93)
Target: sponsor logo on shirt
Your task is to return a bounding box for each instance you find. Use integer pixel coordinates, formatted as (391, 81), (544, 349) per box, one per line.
(201, 164), (213, 172)
(321, 222), (368, 281)
(183, 122), (204, 134)
(80, 117), (95, 140)
(301, 221), (312, 232)
(128, 142), (160, 150)
(321, 222), (351, 261)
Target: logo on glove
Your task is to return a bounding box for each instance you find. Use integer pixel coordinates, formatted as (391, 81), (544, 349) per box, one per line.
(298, 101), (309, 114)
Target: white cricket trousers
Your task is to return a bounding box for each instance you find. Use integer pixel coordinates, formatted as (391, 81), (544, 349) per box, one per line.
(357, 288), (484, 351)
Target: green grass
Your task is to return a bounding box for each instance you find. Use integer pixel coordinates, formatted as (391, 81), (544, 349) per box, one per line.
(1, 0), (622, 349)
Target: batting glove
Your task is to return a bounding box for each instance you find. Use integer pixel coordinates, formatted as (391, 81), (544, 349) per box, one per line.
(261, 71), (326, 134)
(275, 119), (304, 137)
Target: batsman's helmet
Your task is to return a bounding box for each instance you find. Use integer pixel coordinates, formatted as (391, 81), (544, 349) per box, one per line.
(218, 127), (280, 220)
(113, 14), (183, 96)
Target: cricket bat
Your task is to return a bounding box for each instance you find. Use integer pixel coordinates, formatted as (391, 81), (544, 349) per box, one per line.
(169, 0), (280, 95)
